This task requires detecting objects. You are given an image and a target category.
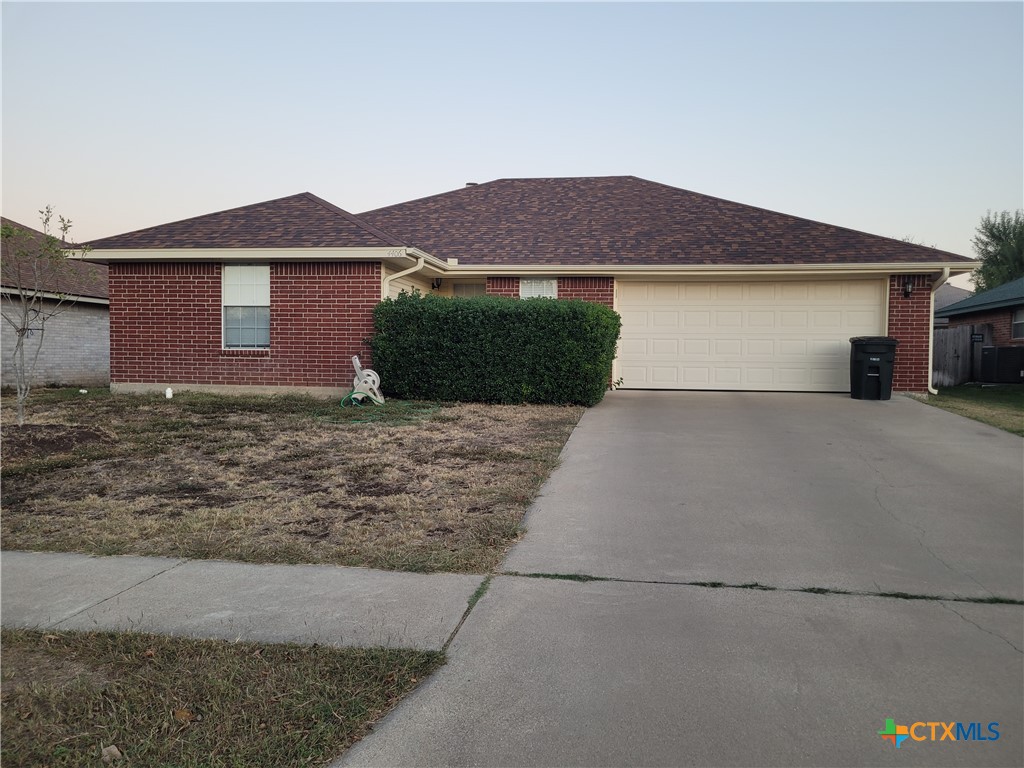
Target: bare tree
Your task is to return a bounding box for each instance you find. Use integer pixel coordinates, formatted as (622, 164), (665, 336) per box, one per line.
(1, 207), (89, 425)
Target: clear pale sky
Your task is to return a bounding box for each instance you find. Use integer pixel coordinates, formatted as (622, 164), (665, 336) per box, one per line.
(3, 1), (1022, 284)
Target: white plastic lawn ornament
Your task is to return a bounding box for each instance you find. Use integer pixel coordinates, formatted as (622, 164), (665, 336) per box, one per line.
(344, 355), (384, 406)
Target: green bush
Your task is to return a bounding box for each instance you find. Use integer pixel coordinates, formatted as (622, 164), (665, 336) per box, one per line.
(370, 293), (621, 406)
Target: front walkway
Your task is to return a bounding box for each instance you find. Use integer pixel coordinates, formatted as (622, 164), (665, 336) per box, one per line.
(0, 551), (481, 651)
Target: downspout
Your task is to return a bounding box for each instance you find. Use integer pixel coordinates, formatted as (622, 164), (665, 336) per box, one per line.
(928, 267), (950, 395)
(381, 255), (426, 300)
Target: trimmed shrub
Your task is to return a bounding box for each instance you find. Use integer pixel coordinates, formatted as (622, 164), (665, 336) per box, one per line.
(370, 292), (621, 406)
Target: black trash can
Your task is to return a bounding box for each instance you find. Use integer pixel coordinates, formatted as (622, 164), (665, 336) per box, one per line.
(849, 337), (899, 400)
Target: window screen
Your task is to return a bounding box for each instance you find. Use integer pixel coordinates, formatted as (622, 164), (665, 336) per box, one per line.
(223, 265), (270, 349)
(520, 278), (558, 299)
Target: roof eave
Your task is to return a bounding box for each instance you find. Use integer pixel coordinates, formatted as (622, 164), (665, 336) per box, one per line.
(443, 261), (976, 278)
(76, 246), (448, 272)
(935, 297), (1024, 318)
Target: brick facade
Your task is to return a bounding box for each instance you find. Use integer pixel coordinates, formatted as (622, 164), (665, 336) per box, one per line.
(108, 262), (380, 389)
(484, 275), (615, 307)
(557, 277), (615, 308)
(485, 276), (520, 297)
(946, 308), (1023, 347)
(0, 298), (109, 387)
(887, 274), (933, 392)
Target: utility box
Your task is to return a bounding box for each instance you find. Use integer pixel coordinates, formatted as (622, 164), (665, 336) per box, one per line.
(849, 337), (899, 400)
(980, 346), (998, 383)
(981, 346), (1024, 383)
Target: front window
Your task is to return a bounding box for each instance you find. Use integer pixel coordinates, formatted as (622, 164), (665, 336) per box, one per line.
(1012, 308), (1024, 339)
(453, 283), (486, 297)
(520, 278), (557, 299)
(223, 265), (270, 349)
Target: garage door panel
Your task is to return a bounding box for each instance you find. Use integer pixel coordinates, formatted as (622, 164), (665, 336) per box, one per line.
(617, 279), (885, 392)
(748, 311), (775, 327)
(715, 339), (743, 356)
(747, 284), (775, 300)
(651, 367), (679, 384)
(620, 338), (647, 356)
(812, 310), (843, 327)
(746, 339), (775, 356)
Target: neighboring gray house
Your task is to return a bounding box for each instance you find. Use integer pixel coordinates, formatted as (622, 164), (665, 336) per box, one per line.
(933, 283), (973, 327)
(1, 217), (110, 387)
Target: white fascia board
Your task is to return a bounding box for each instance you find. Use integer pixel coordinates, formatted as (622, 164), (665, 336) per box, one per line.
(1, 288), (109, 305)
(442, 262), (975, 278)
(79, 246), (450, 276)
(80, 247), (418, 263)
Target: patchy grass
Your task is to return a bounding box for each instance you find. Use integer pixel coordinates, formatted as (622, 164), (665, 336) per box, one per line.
(1, 388), (583, 572)
(918, 383), (1024, 436)
(0, 627), (442, 768)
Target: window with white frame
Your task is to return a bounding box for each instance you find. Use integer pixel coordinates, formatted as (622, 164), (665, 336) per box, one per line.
(453, 283), (486, 297)
(1013, 308), (1024, 339)
(223, 265), (270, 349)
(520, 278), (557, 299)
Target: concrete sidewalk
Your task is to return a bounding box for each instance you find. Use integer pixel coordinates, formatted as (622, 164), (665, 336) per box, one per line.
(0, 550), (483, 651)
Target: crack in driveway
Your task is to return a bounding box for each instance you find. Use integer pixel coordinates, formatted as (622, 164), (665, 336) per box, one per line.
(939, 601), (1023, 654)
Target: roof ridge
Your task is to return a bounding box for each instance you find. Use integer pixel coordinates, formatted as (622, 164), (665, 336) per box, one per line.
(299, 193), (406, 247)
(359, 176), (638, 218)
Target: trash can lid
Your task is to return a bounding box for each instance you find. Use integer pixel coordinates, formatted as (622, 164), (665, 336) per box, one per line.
(849, 336), (899, 345)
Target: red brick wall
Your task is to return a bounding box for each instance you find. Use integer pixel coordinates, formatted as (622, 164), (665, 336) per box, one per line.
(485, 276), (520, 297)
(947, 308), (1023, 346)
(109, 262), (380, 387)
(887, 274), (933, 392)
(484, 276), (615, 306)
(557, 277), (614, 308)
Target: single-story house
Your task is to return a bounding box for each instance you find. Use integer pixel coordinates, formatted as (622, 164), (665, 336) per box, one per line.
(1, 217), (110, 387)
(934, 276), (1024, 347)
(83, 176), (974, 396)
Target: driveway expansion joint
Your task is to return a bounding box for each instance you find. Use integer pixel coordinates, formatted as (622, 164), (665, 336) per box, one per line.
(441, 575), (492, 654)
(50, 558), (188, 629)
(497, 571), (1024, 606)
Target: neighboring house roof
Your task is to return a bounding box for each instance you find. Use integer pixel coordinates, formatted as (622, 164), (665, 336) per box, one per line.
(85, 192), (407, 250)
(934, 283), (973, 311)
(359, 176), (973, 267)
(1, 217), (108, 300)
(934, 276), (1024, 318)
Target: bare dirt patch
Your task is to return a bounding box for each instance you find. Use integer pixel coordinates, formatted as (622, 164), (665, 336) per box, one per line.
(1, 390), (582, 572)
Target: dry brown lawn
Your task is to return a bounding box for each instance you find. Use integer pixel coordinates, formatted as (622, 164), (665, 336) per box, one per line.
(1, 389), (583, 572)
(1, 627), (442, 767)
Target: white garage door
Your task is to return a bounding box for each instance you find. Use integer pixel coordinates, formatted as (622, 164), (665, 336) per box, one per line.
(617, 280), (886, 391)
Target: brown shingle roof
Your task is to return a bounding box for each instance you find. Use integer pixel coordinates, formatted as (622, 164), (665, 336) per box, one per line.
(1, 217), (108, 300)
(86, 193), (406, 250)
(360, 176), (973, 266)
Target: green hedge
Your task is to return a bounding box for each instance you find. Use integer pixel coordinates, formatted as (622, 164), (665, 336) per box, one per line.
(370, 293), (621, 406)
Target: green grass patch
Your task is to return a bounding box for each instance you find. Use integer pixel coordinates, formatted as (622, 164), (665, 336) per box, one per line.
(918, 383), (1024, 436)
(467, 576), (493, 610)
(0, 628), (443, 768)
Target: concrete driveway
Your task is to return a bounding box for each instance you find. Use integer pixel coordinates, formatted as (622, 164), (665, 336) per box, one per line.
(506, 392), (1023, 600)
(340, 393), (1023, 767)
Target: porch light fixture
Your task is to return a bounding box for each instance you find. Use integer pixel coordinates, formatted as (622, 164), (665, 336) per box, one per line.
(903, 280), (913, 298)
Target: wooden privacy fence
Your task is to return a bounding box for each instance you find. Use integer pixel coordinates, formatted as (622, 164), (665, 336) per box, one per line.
(932, 323), (993, 387)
